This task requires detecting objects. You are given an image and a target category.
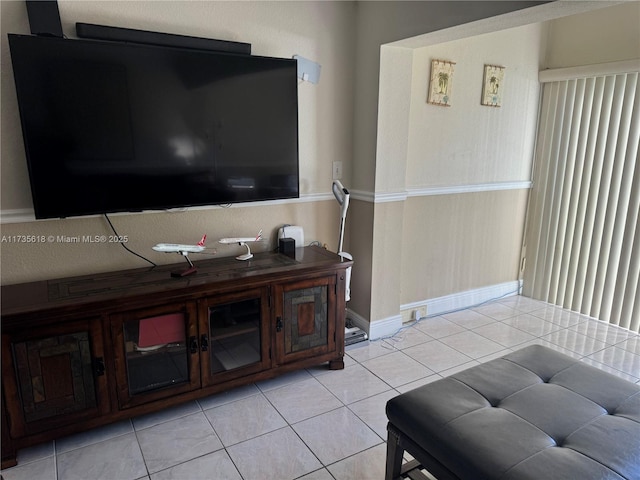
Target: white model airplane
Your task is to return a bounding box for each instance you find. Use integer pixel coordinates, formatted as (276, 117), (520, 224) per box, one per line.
(218, 230), (262, 261)
(153, 235), (207, 254)
(152, 235), (208, 277)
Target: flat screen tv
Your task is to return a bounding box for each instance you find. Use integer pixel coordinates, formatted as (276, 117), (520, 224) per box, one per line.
(8, 34), (299, 219)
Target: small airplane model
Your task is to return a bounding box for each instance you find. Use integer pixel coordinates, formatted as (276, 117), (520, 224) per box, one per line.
(153, 235), (207, 254)
(152, 235), (208, 277)
(218, 230), (263, 261)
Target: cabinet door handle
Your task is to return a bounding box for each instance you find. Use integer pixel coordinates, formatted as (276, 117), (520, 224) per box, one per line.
(189, 336), (198, 354)
(200, 334), (209, 352)
(94, 357), (105, 377)
(276, 316), (283, 332)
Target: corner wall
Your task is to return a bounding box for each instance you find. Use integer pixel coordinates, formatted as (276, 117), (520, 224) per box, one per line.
(360, 22), (545, 335)
(399, 24), (544, 310)
(349, 1), (553, 335)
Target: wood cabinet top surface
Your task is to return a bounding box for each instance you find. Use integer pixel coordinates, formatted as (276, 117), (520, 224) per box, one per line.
(1, 246), (351, 319)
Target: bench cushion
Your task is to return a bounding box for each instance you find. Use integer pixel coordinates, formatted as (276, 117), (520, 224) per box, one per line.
(386, 345), (640, 480)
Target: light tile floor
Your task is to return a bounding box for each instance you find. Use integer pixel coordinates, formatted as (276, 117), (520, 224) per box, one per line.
(3, 296), (639, 480)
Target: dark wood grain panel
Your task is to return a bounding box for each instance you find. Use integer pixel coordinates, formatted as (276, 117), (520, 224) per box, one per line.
(297, 302), (315, 336)
(14, 332), (97, 423)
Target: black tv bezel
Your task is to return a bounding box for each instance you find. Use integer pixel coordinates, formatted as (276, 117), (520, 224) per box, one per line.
(8, 33), (300, 220)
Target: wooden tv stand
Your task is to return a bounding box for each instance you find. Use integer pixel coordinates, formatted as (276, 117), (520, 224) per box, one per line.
(1, 246), (352, 468)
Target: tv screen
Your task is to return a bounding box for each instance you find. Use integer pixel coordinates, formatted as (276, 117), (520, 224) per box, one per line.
(8, 34), (299, 219)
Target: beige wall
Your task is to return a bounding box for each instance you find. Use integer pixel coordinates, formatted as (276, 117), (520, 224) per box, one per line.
(544, 2), (640, 69)
(0, 202), (340, 284)
(370, 201), (406, 320)
(401, 191), (529, 305)
(0, 1), (355, 284)
(345, 199), (374, 319)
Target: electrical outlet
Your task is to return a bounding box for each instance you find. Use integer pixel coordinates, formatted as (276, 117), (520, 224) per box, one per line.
(332, 161), (342, 180)
(413, 307), (427, 321)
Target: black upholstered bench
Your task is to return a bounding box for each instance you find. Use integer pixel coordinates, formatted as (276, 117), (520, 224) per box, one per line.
(385, 345), (640, 480)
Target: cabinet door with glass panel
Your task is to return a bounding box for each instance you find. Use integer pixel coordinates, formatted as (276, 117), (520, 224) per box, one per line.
(110, 302), (200, 409)
(198, 287), (271, 386)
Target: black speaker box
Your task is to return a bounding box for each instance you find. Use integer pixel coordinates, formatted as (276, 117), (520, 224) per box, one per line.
(76, 23), (251, 55)
(26, 0), (63, 37)
(279, 238), (295, 258)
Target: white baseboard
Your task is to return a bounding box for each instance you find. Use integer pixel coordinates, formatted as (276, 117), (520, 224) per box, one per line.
(346, 280), (522, 341)
(369, 315), (403, 340)
(347, 309), (402, 340)
(402, 280), (523, 319)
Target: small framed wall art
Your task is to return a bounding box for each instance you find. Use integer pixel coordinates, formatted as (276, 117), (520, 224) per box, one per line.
(481, 64), (505, 107)
(427, 59), (455, 107)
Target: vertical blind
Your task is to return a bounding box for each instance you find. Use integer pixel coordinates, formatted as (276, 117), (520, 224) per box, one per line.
(523, 63), (640, 333)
